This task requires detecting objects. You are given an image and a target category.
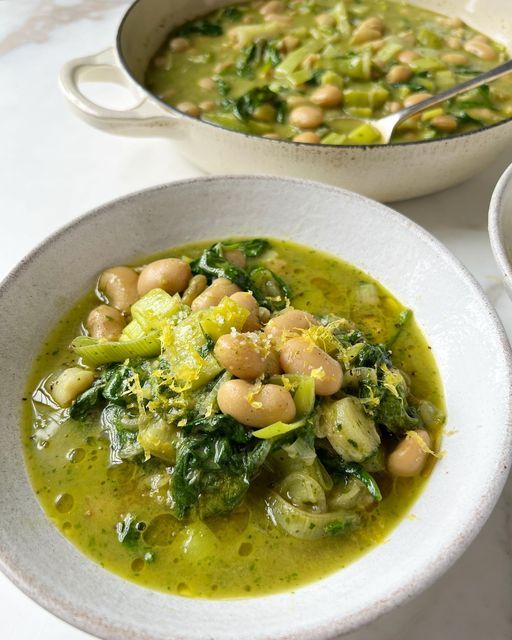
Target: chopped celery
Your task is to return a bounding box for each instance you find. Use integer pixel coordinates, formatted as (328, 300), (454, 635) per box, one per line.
(329, 118), (360, 134)
(417, 77), (435, 92)
(161, 297), (248, 390)
(345, 107), (373, 118)
(200, 296), (249, 341)
(335, 51), (372, 80)
(162, 315), (222, 390)
(203, 113), (249, 133)
(289, 68), (314, 86)
(138, 419), (178, 463)
(333, 1), (351, 39)
(275, 40), (323, 79)
(466, 108), (502, 124)
(417, 28), (442, 48)
(293, 377), (315, 417)
(356, 282), (379, 306)
(418, 128), (437, 140)
(72, 334), (161, 366)
(322, 44), (342, 60)
(174, 522), (218, 561)
(321, 132), (348, 144)
(131, 288), (182, 331)
(344, 89), (370, 107)
(435, 70), (456, 90)
(120, 319), (146, 342)
(344, 83), (389, 108)
(228, 22), (281, 48)
(321, 70), (344, 88)
(421, 107), (444, 122)
(252, 418), (306, 440)
(347, 123), (381, 144)
(395, 85), (412, 101)
(410, 57), (446, 73)
(374, 42), (403, 64)
(248, 120), (274, 134)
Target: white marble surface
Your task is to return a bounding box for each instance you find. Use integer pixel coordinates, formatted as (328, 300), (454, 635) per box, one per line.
(0, 1), (511, 638)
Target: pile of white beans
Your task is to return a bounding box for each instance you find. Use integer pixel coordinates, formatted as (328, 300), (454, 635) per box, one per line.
(83, 249), (431, 478)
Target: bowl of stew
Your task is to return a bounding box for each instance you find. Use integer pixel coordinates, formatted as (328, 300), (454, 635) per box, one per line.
(489, 162), (512, 299)
(60, 0), (512, 201)
(0, 176), (511, 639)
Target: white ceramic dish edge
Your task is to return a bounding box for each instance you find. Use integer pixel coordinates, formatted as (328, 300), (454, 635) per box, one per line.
(0, 176), (511, 640)
(489, 162), (512, 299)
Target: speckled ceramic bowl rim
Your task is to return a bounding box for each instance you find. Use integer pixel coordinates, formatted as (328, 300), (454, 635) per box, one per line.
(489, 162), (512, 291)
(1, 175), (512, 640)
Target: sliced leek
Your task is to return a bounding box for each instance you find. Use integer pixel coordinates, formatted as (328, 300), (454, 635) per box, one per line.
(72, 334), (161, 366)
(265, 491), (360, 539)
(131, 288), (183, 331)
(252, 418), (306, 439)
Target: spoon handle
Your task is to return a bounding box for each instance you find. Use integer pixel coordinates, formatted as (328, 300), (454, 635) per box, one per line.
(393, 58), (512, 126)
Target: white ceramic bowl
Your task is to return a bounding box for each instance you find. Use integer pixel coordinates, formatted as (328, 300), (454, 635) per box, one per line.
(1, 176), (511, 640)
(489, 162), (512, 299)
(59, 0), (512, 202)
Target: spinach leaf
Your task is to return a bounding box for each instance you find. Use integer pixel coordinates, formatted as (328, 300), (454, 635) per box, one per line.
(221, 238), (270, 257)
(216, 78), (231, 97)
(306, 69), (325, 86)
(69, 381), (103, 420)
(171, 414), (271, 519)
(190, 242), (250, 288)
(317, 450), (382, 501)
(452, 111), (480, 125)
(359, 374), (419, 435)
(220, 6), (242, 21)
(373, 389), (419, 434)
(236, 40), (281, 77)
(70, 361), (150, 421)
(187, 237), (291, 313)
(454, 65), (481, 76)
(353, 343), (392, 368)
(342, 462), (382, 501)
(176, 20), (223, 37)
(102, 363), (139, 404)
(452, 84), (492, 111)
(391, 81), (426, 93)
(233, 86), (286, 123)
(248, 265), (290, 311)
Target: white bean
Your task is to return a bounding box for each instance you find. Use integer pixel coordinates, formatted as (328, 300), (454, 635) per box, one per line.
(279, 337), (342, 396)
(217, 379), (296, 428)
(137, 258), (192, 296)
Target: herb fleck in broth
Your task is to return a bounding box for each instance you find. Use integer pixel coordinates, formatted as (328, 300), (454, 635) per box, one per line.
(24, 238), (445, 598)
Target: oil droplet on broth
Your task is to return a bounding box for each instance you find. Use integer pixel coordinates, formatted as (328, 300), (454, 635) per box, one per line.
(66, 448), (85, 463)
(238, 542), (253, 557)
(55, 493), (74, 513)
(131, 558), (145, 573)
(177, 583), (192, 596)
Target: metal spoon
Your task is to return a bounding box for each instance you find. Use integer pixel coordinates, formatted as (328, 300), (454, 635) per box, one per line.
(363, 58), (512, 143)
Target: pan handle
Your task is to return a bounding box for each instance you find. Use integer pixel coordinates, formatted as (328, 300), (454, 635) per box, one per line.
(59, 47), (176, 137)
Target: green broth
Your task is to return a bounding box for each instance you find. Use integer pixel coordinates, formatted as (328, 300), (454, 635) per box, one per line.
(23, 239), (445, 598)
(145, 0), (512, 144)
